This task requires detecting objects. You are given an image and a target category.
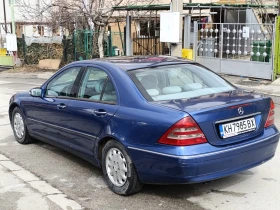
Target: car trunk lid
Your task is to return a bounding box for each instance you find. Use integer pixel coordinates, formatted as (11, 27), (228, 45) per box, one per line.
(153, 90), (270, 146)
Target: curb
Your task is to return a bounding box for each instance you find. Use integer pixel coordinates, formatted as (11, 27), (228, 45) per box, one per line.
(0, 154), (84, 210)
(0, 74), (38, 79)
(235, 84), (280, 105)
(0, 73), (53, 80)
(235, 84), (280, 97)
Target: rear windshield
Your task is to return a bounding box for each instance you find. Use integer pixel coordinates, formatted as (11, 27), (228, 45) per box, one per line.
(128, 64), (235, 101)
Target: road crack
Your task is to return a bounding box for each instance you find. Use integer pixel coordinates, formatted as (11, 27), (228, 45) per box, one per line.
(210, 189), (246, 197)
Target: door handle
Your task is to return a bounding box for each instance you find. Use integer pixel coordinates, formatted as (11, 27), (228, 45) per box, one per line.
(57, 103), (67, 109)
(94, 109), (107, 116)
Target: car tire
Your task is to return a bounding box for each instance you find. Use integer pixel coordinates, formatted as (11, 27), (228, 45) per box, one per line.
(12, 107), (33, 144)
(102, 140), (143, 195)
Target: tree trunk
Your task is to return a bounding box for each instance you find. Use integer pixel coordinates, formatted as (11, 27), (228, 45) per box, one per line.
(98, 27), (105, 58)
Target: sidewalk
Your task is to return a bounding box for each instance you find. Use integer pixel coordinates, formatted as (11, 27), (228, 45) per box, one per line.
(0, 71), (54, 80)
(0, 158), (61, 210)
(222, 75), (280, 97)
(0, 154), (83, 210)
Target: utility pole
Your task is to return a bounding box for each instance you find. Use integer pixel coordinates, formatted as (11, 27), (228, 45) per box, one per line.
(11, 0), (15, 34)
(84, 0), (93, 30)
(170, 0), (183, 57)
(3, 0), (7, 33)
(278, 0), (280, 15)
(273, 0), (280, 79)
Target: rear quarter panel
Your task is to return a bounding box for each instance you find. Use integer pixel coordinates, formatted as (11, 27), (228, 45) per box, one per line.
(96, 104), (186, 147)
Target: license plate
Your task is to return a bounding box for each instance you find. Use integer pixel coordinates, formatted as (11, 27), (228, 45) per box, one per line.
(219, 117), (256, 139)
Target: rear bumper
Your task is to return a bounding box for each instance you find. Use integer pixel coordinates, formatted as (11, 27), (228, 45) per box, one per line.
(128, 128), (279, 184)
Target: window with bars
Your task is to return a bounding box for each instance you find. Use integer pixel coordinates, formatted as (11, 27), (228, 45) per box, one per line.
(138, 20), (160, 37)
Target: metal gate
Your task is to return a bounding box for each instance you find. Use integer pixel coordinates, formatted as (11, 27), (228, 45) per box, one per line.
(193, 22), (275, 80)
(132, 33), (169, 56)
(73, 30), (93, 60)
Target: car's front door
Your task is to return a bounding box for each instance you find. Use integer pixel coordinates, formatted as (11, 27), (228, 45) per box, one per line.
(66, 66), (119, 156)
(29, 66), (84, 145)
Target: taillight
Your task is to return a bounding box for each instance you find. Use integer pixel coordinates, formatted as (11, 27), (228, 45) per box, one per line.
(265, 100), (275, 128)
(158, 116), (208, 146)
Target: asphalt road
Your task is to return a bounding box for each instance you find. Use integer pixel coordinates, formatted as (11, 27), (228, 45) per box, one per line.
(0, 76), (279, 210)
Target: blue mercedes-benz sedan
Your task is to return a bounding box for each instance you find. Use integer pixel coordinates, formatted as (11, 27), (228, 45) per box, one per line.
(9, 56), (279, 195)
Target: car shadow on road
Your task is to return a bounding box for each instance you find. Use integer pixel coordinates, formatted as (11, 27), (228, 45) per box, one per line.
(34, 141), (102, 172)
(140, 168), (255, 199)
(32, 140), (255, 198)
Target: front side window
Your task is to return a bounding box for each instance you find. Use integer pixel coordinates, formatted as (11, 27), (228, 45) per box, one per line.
(46, 67), (82, 97)
(129, 64), (235, 101)
(78, 67), (117, 104)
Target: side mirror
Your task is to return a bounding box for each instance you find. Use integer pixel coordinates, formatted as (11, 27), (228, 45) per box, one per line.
(30, 88), (42, 97)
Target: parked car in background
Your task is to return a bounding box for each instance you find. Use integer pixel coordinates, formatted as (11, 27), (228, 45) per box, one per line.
(9, 56), (279, 195)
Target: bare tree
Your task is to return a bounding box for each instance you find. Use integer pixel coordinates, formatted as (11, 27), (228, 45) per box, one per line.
(18, 0), (158, 58)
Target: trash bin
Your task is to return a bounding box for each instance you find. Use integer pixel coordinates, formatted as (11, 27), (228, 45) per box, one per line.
(251, 40), (271, 62)
(182, 49), (193, 60)
(112, 46), (120, 56)
(0, 48), (7, 56)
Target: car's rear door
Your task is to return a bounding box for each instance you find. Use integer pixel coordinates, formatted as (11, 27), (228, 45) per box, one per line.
(29, 66), (84, 146)
(65, 66), (119, 156)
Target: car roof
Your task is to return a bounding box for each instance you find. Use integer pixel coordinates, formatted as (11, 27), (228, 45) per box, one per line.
(74, 56), (195, 71)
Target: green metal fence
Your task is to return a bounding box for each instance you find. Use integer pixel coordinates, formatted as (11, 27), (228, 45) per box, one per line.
(73, 30), (93, 60)
(71, 29), (125, 61)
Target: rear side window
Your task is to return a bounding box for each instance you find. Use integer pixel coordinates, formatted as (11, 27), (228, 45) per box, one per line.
(78, 67), (117, 104)
(128, 64), (235, 101)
